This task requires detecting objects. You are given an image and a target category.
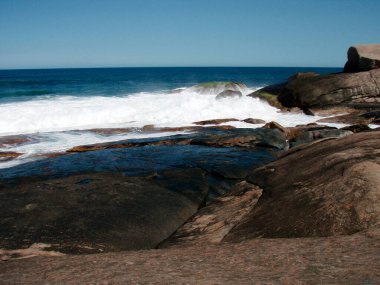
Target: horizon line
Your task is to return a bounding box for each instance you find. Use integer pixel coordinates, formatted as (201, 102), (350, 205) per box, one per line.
(0, 65), (342, 71)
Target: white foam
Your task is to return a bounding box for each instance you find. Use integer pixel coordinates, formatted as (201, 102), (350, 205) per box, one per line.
(0, 89), (322, 136)
(0, 89), (337, 169)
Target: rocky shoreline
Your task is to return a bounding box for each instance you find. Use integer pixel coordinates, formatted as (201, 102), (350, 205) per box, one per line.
(1, 45), (380, 284)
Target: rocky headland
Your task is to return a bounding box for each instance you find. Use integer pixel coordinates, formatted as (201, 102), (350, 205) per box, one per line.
(1, 45), (380, 284)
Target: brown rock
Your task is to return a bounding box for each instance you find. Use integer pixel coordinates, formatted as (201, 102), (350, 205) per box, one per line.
(262, 121), (286, 133)
(242, 118), (266, 124)
(0, 135), (33, 148)
(0, 227), (379, 284)
(225, 131), (380, 241)
(0, 151), (22, 162)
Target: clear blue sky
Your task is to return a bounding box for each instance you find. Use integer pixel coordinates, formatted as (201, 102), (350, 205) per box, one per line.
(1, 0), (379, 69)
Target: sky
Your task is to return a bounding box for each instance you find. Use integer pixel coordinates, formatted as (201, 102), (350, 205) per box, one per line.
(1, 0), (379, 69)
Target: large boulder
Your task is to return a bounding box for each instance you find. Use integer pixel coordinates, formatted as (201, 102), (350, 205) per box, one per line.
(344, 44), (380, 72)
(249, 45), (380, 111)
(278, 68), (380, 109)
(225, 130), (380, 241)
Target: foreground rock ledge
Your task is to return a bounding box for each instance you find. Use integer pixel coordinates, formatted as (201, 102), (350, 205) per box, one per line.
(0, 227), (379, 285)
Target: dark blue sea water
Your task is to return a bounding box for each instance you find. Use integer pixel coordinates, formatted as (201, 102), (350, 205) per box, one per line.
(0, 67), (341, 101)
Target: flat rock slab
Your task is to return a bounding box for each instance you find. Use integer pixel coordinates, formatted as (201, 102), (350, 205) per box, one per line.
(225, 131), (380, 241)
(1, 227), (379, 284)
(67, 127), (288, 152)
(0, 170), (206, 253)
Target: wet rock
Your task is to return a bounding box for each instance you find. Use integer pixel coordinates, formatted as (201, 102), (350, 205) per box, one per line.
(215, 90), (242, 100)
(242, 118), (266, 124)
(193, 118), (239, 125)
(0, 151), (22, 162)
(84, 128), (134, 136)
(189, 128), (288, 149)
(247, 87), (284, 109)
(344, 44), (380, 72)
(225, 131), (380, 241)
(0, 135), (33, 148)
(289, 128), (353, 147)
(67, 128), (288, 153)
(341, 124), (372, 133)
(284, 123), (336, 141)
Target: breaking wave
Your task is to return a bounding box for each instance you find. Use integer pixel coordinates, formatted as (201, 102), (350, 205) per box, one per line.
(0, 87), (321, 136)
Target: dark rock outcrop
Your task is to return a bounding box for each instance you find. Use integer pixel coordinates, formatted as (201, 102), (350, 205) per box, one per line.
(248, 46), (380, 112)
(215, 90), (242, 99)
(278, 68), (380, 109)
(344, 44), (380, 72)
(225, 131), (380, 241)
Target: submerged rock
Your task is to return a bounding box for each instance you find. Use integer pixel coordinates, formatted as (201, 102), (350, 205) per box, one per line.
(185, 82), (247, 95)
(215, 90), (242, 100)
(193, 118), (239, 125)
(242, 118), (266, 124)
(225, 131), (380, 241)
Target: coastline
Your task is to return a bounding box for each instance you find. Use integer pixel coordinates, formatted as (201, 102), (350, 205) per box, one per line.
(1, 47), (380, 284)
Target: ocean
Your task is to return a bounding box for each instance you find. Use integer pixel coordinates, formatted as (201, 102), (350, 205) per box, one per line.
(0, 67), (341, 168)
